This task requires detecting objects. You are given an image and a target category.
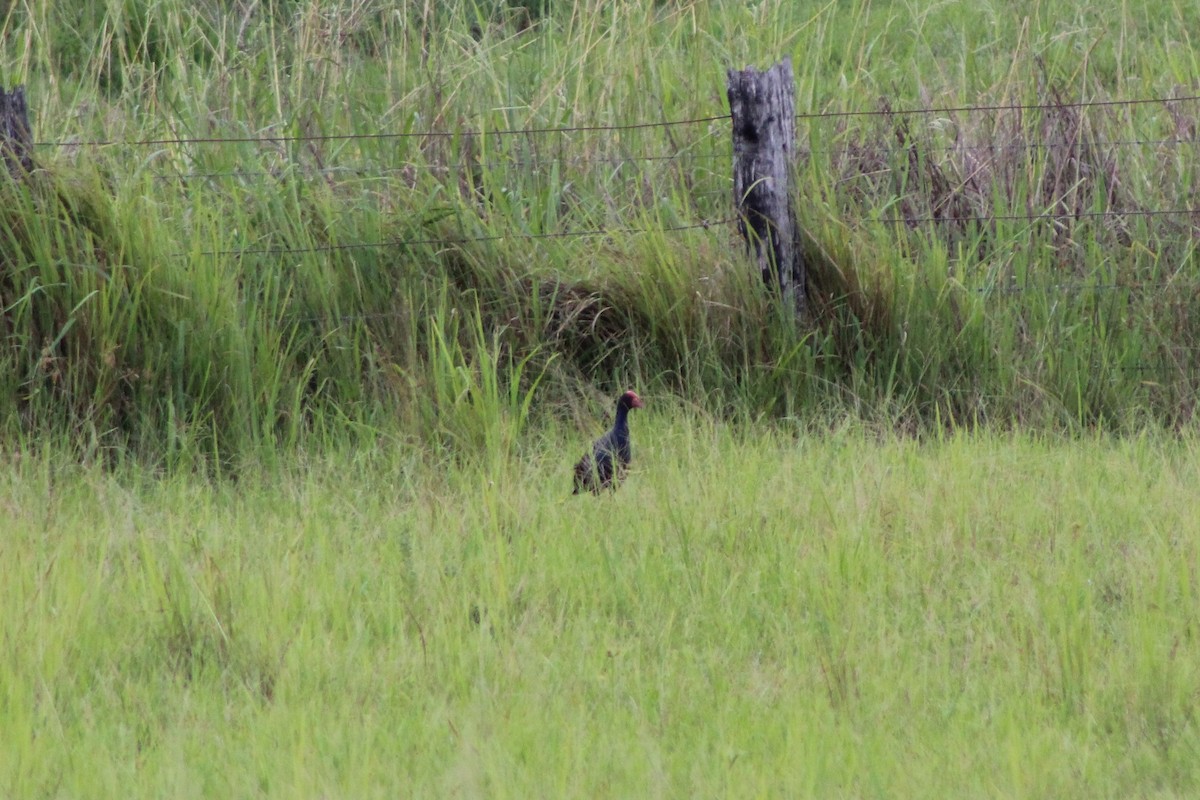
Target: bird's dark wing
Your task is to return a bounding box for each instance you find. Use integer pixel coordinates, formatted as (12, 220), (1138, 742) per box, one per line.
(616, 439), (632, 467)
(572, 453), (595, 494)
(592, 446), (615, 488)
(572, 438), (617, 494)
(573, 421), (634, 496)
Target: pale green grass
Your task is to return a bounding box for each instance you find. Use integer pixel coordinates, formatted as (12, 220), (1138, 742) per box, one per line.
(4, 418), (1200, 797)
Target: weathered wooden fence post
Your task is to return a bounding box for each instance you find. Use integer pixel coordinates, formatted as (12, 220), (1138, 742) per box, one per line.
(0, 84), (35, 178)
(727, 58), (805, 320)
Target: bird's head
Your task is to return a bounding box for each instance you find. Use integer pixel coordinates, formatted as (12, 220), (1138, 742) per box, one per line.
(619, 390), (644, 410)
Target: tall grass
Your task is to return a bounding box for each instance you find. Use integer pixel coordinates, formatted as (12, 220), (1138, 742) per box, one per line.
(2, 0), (1199, 463)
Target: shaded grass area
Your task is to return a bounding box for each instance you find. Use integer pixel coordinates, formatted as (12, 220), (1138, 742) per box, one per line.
(4, 422), (1200, 797)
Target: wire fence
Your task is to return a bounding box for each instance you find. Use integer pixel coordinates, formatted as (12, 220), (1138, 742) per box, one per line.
(30, 92), (1200, 150)
(872, 208), (1200, 226)
(23, 90), (1200, 318)
(7, 89), (1200, 389)
(90, 134), (1200, 187)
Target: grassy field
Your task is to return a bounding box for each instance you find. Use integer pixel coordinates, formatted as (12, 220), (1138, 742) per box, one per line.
(5, 419), (1200, 797)
(3, 1), (1200, 796)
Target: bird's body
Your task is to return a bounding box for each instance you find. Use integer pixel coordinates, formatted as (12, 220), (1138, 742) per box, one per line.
(573, 390), (643, 494)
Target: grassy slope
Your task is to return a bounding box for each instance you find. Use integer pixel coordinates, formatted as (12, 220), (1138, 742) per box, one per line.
(2, 0), (1200, 462)
(4, 419), (1200, 797)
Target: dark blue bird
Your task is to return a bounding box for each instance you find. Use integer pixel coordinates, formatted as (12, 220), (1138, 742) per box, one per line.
(573, 390), (644, 494)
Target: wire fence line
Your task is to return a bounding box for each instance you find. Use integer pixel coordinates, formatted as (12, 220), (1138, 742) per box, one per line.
(825, 135), (1200, 158)
(30, 87), (1197, 318)
(799, 93), (1200, 120)
(32, 92), (1200, 151)
(32, 92), (1196, 220)
(136, 133), (1199, 184)
(6, 87), (1198, 385)
(32, 114), (733, 150)
(869, 207), (1200, 226)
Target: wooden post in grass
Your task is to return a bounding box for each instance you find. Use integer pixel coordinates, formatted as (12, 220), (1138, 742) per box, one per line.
(726, 58), (805, 320)
(0, 85), (35, 179)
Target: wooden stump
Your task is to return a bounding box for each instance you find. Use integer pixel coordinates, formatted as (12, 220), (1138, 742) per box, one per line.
(727, 58), (805, 319)
(0, 84), (35, 178)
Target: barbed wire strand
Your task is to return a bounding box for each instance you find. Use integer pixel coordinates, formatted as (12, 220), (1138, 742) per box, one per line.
(34, 114), (732, 149)
(799, 93), (1200, 120)
(868, 207), (1200, 226)
(137, 132), (1200, 184)
(32, 93), (1200, 150)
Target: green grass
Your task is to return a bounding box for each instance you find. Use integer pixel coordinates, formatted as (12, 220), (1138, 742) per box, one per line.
(3, 5), (1200, 793)
(2, 0), (1200, 461)
(4, 419), (1200, 797)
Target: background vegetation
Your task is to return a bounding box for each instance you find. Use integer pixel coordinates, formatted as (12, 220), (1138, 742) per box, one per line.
(4, 2), (1200, 795)
(2, 0), (1198, 467)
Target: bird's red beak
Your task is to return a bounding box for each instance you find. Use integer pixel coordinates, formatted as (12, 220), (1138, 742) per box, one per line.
(630, 392), (644, 409)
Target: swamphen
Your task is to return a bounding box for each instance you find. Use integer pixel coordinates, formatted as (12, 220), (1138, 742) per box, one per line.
(573, 390), (644, 494)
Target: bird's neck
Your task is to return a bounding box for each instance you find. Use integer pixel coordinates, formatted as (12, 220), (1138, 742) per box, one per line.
(612, 404), (630, 432)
